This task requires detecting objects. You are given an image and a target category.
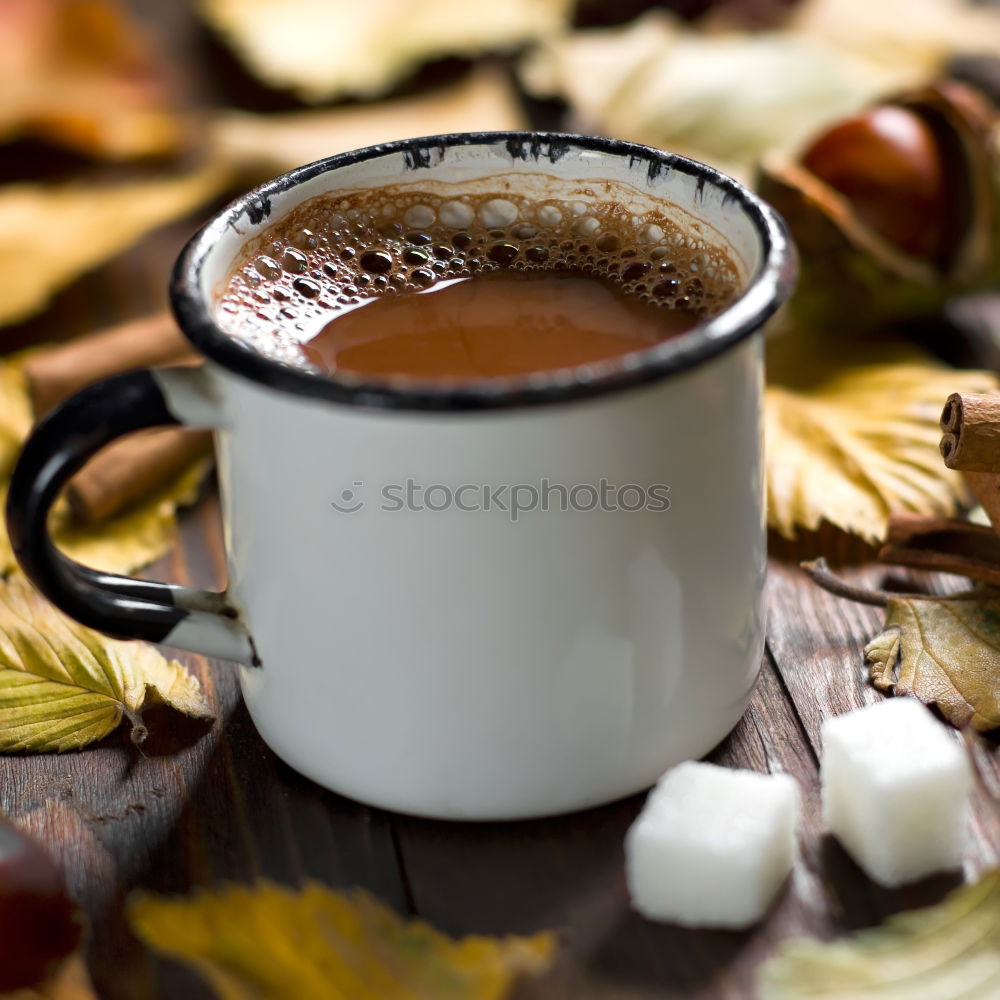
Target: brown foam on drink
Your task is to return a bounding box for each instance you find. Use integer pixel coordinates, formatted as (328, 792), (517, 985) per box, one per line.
(215, 173), (743, 374)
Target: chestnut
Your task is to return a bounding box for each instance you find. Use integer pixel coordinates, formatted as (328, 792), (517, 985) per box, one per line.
(800, 106), (950, 260)
(757, 82), (1000, 329)
(0, 818), (83, 991)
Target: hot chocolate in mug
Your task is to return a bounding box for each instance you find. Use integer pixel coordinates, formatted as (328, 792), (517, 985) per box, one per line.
(7, 133), (795, 820)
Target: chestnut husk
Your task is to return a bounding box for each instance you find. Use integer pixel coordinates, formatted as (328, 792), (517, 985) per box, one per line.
(757, 81), (1000, 330)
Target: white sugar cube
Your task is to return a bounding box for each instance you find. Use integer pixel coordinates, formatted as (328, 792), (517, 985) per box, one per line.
(625, 762), (799, 928)
(821, 698), (972, 888)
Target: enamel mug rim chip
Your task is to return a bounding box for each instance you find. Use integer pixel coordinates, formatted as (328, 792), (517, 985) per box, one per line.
(170, 131), (796, 411)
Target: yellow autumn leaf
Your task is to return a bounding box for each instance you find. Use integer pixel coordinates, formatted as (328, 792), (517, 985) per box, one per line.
(0, 468), (209, 581)
(0, 163), (231, 327)
(765, 332), (997, 542)
(759, 870), (1000, 999)
(129, 882), (556, 1000)
(199, 0), (572, 103)
(0, 359), (207, 577)
(46, 458), (209, 577)
(0, 574), (211, 752)
(211, 67), (526, 180)
(0, 363), (32, 481)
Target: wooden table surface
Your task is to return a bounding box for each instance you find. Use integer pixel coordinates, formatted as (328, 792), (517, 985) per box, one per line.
(4, 3), (1000, 997)
(5, 490), (1000, 1000)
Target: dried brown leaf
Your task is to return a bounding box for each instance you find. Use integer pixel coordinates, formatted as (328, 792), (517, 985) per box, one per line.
(0, 0), (180, 159)
(200, 0), (572, 103)
(866, 595), (1000, 731)
(805, 559), (1000, 732)
(0, 163), (231, 327)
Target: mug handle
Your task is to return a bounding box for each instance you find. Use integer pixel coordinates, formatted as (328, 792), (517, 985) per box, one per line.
(6, 367), (258, 666)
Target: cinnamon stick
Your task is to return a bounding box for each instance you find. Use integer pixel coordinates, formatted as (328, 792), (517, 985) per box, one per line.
(938, 391), (1000, 531)
(962, 470), (1000, 533)
(878, 512), (1000, 586)
(22, 313), (197, 418)
(66, 429), (212, 525)
(18, 314), (209, 524)
(939, 391), (1000, 472)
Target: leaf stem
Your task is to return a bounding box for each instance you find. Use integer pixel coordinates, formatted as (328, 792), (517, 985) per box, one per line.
(800, 559), (891, 607)
(800, 558), (991, 606)
(124, 708), (148, 746)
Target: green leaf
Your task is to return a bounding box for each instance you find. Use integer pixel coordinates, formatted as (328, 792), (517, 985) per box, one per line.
(866, 596), (1000, 731)
(759, 871), (1000, 999)
(0, 575), (211, 752)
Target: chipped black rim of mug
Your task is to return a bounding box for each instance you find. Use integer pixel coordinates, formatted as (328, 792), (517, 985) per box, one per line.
(170, 132), (797, 412)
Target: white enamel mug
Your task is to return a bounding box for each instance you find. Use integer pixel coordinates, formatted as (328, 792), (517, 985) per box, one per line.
(8, 133), (795, 820)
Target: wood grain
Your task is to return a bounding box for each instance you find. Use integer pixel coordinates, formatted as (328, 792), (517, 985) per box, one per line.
(767, 556), (1000, 895)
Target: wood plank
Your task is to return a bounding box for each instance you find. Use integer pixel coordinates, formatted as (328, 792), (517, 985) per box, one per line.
(766, 555), (1000, 899)
(394, 656), (828, 999)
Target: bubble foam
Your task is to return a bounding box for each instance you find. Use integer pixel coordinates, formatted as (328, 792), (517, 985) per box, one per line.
(215, 175), (742, 370)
